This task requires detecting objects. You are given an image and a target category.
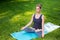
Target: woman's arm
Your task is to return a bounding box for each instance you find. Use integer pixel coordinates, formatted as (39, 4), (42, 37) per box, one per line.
(21, 14), (34, 30)
(42, 15), (44, 38)
(24, 14), (34, 27)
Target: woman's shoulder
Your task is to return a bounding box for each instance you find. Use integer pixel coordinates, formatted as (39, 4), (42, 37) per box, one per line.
(41, 14), (44, 19)
(41, 13), (44, 16)
(31, 14), (35, 18)
(32, 13), (35, 17)
(40, 13), (44, 19)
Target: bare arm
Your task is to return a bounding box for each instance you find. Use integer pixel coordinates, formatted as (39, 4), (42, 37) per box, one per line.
(21, 14), (34, 30)
(42, 15), (44, 38)
(24, 14), (34, 27)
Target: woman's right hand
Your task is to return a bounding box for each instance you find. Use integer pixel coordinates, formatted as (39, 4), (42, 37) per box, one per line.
(21, 27), (26, 30)
(30, 27), (35, 30)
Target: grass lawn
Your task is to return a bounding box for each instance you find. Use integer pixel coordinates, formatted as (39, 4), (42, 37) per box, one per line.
(0, 0), (60, 40)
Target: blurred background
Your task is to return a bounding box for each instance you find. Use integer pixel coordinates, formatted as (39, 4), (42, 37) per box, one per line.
(0, 0), (60, 40)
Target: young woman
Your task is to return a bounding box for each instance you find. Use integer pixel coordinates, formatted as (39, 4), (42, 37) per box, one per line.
(21, 4), (44, 38)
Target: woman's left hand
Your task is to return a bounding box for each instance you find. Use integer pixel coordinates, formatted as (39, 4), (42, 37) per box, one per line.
(42, 34), (44, 38)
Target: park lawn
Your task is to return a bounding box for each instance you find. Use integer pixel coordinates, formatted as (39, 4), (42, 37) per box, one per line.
(0, 0), (60, 40)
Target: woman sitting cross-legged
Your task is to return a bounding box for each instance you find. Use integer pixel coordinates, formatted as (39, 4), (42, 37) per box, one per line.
(21, 4), (44, 38)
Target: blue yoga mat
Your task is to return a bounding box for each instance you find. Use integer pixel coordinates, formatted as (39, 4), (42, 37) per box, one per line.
(11, 22), (60, 40)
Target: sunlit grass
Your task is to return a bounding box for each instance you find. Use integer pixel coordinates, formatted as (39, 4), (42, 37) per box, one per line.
(10, 14), (21, 23)
(24, 11), (34, 16)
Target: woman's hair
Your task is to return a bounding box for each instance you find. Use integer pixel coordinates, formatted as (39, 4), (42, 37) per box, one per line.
(36, 4), (42, 9)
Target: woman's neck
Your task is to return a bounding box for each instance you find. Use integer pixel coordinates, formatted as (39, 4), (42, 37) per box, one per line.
(36, 11), (41, 14)
(36, 12), (41, 15)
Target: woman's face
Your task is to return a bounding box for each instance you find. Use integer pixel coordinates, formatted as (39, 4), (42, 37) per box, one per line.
(36, 6), (41, 13)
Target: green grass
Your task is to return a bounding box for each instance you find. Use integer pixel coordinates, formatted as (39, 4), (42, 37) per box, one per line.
(0, 0), (60, 40)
